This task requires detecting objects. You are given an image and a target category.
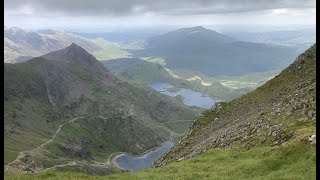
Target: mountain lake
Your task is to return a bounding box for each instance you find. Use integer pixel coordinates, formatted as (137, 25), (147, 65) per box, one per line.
(114, 141), (175, 172)
(149, 82), (222, 109)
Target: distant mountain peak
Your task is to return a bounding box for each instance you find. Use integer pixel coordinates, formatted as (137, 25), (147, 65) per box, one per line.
(162, 26), (235, 42)
(177, 26), (207, 33)
(66, 43), (86, 52)
(41, 43), (116, 82)
(190, 26), (206, 30)
(63, 43), (93, 59)
(148, 26), (236, 52)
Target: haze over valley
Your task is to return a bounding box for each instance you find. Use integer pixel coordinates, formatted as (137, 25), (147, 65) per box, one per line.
(4, 0), (316, 179)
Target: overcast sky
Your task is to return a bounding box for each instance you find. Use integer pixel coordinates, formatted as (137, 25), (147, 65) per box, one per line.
(4, 0), (316, 32)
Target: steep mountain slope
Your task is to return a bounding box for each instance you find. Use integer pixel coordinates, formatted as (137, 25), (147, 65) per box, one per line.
(4, 27), (130, 63)
(4, 44), (200, 174)
(5, 44), (316, 180)
(155, 43), (316, 166)
(131, 26), (300, 76)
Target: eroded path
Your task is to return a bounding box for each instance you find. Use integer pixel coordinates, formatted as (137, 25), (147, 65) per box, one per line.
(4, 116), (190, 173)
(5, 117), (84, 172)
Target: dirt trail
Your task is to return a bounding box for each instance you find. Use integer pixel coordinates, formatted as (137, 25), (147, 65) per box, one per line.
(41, 161), (77, 173)
(5, 117), (84, 172)
(4, 115), (190, 173)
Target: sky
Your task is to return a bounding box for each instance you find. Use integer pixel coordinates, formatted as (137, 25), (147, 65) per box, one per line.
(4, 0), (316, 32)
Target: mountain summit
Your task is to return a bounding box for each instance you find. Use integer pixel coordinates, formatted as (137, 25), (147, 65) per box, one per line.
(42, 43), (97, 64)
(149, 26), (235, 46)
(42, 43), (113, 80)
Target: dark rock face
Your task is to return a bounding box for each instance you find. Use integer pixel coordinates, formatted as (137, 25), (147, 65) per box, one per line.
(73, 147), (91, 159)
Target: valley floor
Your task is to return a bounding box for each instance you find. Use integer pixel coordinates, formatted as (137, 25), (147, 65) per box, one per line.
(5, 135), (316, 180)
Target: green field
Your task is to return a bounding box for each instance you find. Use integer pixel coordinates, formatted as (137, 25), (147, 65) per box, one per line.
(89, 39), (131, 60)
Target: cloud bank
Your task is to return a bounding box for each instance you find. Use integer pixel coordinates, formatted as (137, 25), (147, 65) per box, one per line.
(4, 0), (316, 30)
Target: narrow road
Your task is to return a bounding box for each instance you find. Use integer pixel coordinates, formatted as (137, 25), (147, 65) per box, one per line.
(42, 162), (77, 172)
(40, 117), (82, 149)
(5, 117), (84, 172)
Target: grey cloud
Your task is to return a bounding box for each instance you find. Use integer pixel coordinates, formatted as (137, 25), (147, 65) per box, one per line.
(4, 0), (316, 16)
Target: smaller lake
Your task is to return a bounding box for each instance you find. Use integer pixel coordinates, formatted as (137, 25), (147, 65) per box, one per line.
(149, 82), (223, 109)
(114, 141), (175, 172)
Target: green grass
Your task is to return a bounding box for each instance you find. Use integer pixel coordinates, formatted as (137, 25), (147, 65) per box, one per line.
(89, 39), (131, 60)
(179, 67), (281, 100)
(141, 57), (167, 66)
(5, 140), (316, 180)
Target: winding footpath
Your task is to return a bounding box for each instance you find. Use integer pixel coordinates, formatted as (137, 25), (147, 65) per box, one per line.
(4, 115), (190, 173)
(5, 117), (84, 172)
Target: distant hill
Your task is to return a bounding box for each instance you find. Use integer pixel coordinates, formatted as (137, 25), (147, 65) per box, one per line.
(4, 27), (130, 63)
(4, 44), (200, 174)
(131, 26), (300, 76)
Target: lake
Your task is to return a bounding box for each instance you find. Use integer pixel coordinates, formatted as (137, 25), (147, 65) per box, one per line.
(149, 82), (222, 109)
(113, 83), (222, 172)
(114, 141), (175, 172)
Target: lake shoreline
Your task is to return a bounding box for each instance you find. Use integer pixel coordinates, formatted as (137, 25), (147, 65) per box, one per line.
(148, 82), (223, 109)
(110, 140), (175, 172)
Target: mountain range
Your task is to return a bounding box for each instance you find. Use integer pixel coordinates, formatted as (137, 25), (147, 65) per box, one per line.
(4, 27), (130, 63)
(4, 43), (201, 174)
(5, 42), (315, 180)
(4, 37), (316, 179)
(131, 26), (300, 76)
(5, 26), (307, 78)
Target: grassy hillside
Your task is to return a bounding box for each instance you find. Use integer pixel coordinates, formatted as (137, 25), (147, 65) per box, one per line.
(154, 43), (316, 168)
(4, 44), (201, 175)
